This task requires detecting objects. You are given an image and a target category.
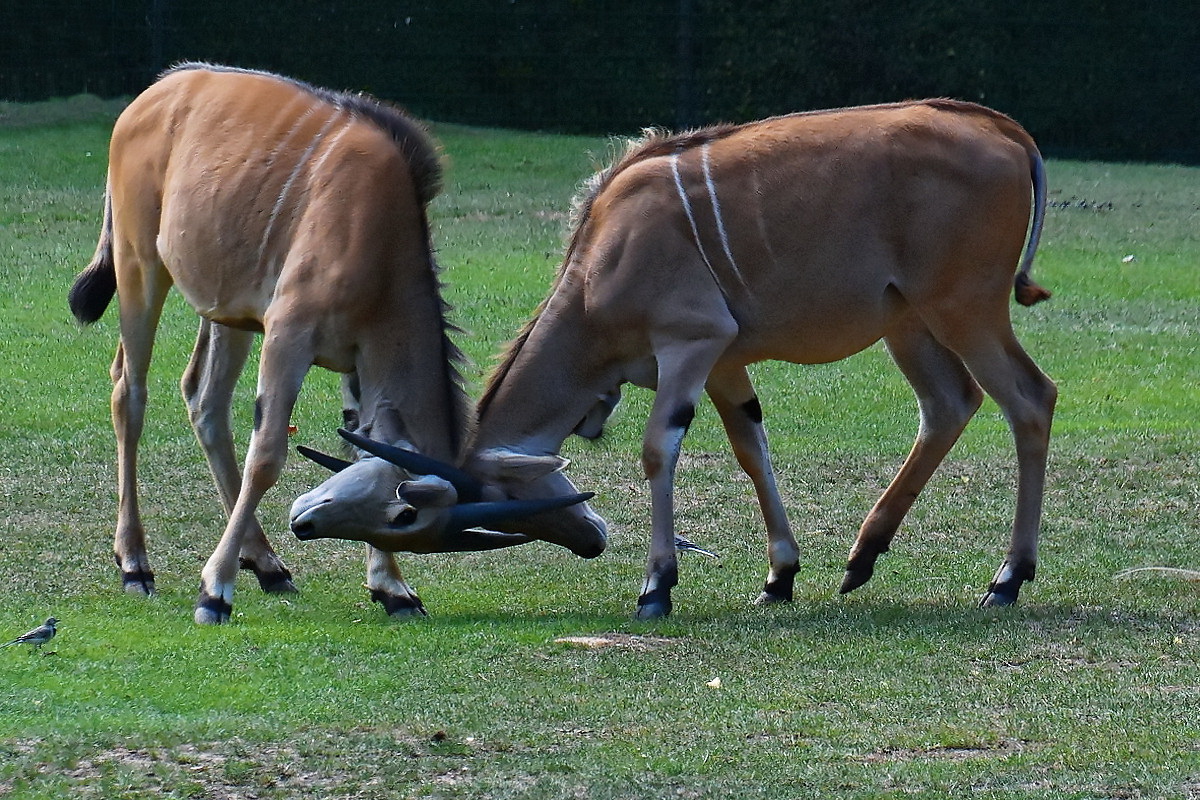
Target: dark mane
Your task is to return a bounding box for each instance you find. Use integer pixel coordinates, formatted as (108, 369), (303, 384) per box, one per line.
(568, 123), (744, 233)
(417, 218), (472, 460)
(476, 123), (741, 419)
(164, 62), (442, 206)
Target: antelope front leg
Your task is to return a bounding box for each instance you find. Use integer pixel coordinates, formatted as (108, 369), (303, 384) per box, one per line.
(706, 365), (799, 605)
(636, 334), (733, 619)
(182, 320), (296, 595)
(365, 546), (427, 617)
(637, 406), (687, 619)
(195, 336), (310, 624)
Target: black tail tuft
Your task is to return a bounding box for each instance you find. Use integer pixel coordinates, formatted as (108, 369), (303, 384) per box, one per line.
(1012, 148), (1050, 308)
(1014, 272), (1051, 307)
(68, 256), (117, 324)
(69, 189), (117, 325)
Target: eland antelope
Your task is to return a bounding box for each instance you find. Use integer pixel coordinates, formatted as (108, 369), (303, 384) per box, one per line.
(68, 63), (580, 624)
(293, 99), (1057, 619)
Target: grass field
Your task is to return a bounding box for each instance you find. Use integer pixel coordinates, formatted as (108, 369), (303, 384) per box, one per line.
(1, 97), (1199, 798)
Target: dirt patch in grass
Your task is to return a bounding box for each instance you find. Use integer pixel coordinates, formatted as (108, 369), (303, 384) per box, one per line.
(553, 632), (676, 651)
(5, 730), (521, 799)
(855, 737), (1032, 764)
(62, 740), (358, 799)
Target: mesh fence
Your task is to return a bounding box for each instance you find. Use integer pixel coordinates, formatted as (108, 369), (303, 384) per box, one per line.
(2, 1), (1196, 162)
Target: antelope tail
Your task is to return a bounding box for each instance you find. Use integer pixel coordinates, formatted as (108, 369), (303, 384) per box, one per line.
(68, 180), (117, 325)
(1013, 149), (1051, 307)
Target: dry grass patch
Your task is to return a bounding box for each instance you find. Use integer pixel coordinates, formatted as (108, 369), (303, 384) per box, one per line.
(855, 737), (1032, 764)
(6, 730), (541, 799)
(552, 633), (675, 651)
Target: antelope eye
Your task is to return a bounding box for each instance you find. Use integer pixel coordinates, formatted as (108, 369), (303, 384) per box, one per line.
(391, 506), (419, 527)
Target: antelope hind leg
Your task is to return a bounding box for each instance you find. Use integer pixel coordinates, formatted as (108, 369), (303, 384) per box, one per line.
(841, 327), (982, 595)
(930, 324), (1055, 608)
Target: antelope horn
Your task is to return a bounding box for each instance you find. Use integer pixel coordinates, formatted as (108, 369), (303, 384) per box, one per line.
(337, 428), (484, 501)
(296, 445), (354, 473)
(444, 492), (596, 534)
(437, 530), (535, 552)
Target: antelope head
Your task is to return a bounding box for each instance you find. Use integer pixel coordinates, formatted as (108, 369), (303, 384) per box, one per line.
(289, 430), (598, 555)
(459, 445), (609, 559)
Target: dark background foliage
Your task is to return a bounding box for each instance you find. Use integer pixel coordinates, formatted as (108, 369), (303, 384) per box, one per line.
(2, 0), (1196, 162)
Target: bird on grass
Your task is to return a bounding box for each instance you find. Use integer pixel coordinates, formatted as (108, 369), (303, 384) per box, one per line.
(674, 535), (720, 560)
(2, 617), (58, 652)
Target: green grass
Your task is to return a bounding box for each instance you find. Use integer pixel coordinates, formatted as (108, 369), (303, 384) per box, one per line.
(2, 99), (1199, 798)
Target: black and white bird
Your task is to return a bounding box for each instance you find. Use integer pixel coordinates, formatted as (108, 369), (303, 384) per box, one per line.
(674, 535), (720, 560)
(2, 617), (58, 651)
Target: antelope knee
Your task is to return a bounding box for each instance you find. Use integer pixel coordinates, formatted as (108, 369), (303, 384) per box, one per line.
(667, 403), (696, 431)
(742, 396), (763, 423)
(642, 402), (695, 479)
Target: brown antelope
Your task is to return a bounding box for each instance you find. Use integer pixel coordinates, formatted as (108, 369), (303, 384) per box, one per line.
(293, 99), (1057, 619)
(69, 63), (582, 624)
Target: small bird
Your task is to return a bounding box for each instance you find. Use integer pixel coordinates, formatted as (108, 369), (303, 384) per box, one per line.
(2, 617), (58, 652)
(674, 535), (720, 560)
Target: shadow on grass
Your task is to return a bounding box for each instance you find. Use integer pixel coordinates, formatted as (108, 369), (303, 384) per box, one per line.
(393, 595), (1173, 646)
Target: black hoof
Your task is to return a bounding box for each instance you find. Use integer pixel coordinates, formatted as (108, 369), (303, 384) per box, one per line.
(370, 588), (428, 617)
(979, 581), (1022, 608)
(841, 548), (883, 595)
(979, 561), (1033, 608)
(636, 564), (677, 619)
(755, 564), (799, 605)
(121, 569), (157, 596)
(240, 558), (298, 594)
(635, 600), (672, 619)
(115, 554), (156, 595)
(194, 589), (233, 625)
(636, 586), (673, 619)
(839, 566), (874, 595)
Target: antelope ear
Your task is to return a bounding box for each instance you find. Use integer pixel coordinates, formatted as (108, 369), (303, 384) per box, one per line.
(476, 448), (570, 482)
(398, 475), (458, 507)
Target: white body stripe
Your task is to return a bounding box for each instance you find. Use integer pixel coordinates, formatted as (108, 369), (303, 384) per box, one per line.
(669, 152), (719, 283)
(701, 143), (741, 282)
(258, 108), (346, 269)
(307, 112), (356, 180)
(670, 148), (745, 303)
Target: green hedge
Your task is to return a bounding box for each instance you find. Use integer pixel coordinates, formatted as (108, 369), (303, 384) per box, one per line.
(2, 1), (1195, 162)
